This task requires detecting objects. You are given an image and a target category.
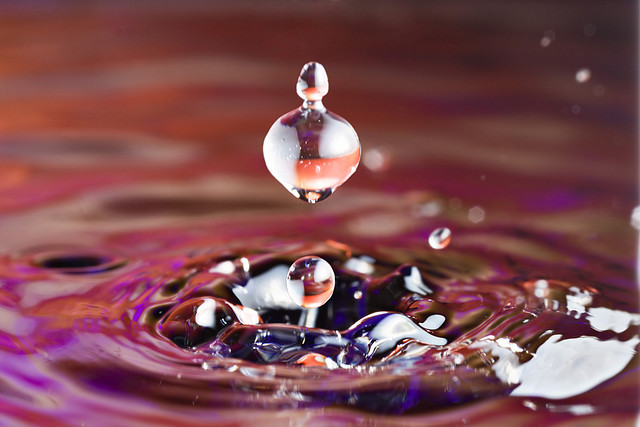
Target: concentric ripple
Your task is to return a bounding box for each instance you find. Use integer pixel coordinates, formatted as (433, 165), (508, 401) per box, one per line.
(6, 238), (634, 415)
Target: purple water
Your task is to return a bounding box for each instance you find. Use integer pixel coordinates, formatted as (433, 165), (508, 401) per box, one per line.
(0, 1), (637, 425)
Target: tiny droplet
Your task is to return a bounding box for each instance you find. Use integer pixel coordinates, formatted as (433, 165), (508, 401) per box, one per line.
(468, 206), (485, 224)
(286, 256), (335, 308)
(363, 147), (391, 172)
(575, 68), (591, 84)
(428, 227), (452, 249)
(540, 30), (555, 47)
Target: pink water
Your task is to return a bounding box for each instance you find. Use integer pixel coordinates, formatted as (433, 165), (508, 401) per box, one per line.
(0, 1), (636, 426)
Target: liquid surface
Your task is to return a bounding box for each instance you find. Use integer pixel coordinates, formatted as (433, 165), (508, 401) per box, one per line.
(0, 2), (636, 426)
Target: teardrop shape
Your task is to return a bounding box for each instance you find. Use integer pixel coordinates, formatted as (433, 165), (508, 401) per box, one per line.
(263, 62), (361, 203)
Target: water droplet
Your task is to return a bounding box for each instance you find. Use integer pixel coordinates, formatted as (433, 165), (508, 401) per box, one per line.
(286, 256), (335, 308)
(468, 206), (485, 224)
(631, 206), (640, 230)
(576, 68), (591, 83)
(363, 147), (391, 172)
(540, 30), (555, 47)
(263, 62), (361, 203)
(428, 227), (451, 249)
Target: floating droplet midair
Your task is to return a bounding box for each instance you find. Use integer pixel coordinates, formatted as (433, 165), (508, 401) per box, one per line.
(286, 256), (335, 308)
(263, 62), (361, 203)
(428, 227), (452, 249)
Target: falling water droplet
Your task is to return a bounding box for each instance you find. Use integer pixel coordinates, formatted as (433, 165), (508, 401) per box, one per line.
(263, 62), (361, 203)
(468, 206), (485, 224)
(428, 227), (452, 249)
(286, 256), (335, 308)
(576, 68), (591, 84)
(540, 30), (556, 47)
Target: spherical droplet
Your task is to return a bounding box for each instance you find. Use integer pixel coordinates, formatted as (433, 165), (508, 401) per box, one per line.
(363, 147), (391, 172)
(540, 30), (555, 47)
(468, 206), (485, 224)
(286, 256), (335, 308)
(264, 62), (361, 203)
(428, 227), (451, 249)
(576, 68), (591, 84)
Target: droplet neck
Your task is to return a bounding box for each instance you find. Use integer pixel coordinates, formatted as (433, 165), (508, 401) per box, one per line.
(302, 100), (325, 111)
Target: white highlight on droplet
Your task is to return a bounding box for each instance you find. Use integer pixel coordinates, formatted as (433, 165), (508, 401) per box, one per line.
(363, 147), (391, 172)
(540, 30), (556, 47)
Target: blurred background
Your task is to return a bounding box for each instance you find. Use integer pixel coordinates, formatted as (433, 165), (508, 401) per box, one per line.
(0, 1), (636, 425)
(0, 0), (634, 202)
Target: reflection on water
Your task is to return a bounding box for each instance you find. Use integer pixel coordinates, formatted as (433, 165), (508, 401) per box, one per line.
(0, 1), (636, 425)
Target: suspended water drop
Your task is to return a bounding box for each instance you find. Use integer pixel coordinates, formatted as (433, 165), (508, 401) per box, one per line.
(428, 227), (451, 249)
(286, 256), (335, 308)
(540, 30), (555, 47)
(363, 147), (391, 172)
(575, 68), (591, 84)
(468, 206), (485, 224)
(263, 62), (361, 203)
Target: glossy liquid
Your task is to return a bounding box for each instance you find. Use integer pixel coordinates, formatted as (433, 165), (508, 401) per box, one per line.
(286, 256), (335, 308)
(0, 2), (636, 426)
(263, 62), (361, 203)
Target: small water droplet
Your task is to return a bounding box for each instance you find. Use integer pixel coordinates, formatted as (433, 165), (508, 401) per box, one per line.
(428, 227), (451, 249)
(468, 206), (485, 224)
(263, 62), (361, 203)
(631, 206), (640, 230)
(540, 30), (555, 47)
(571, 104), (581, 114)
(363, 147), (391, 172)
(575, 68), (591, 84)
(286, 256), (335, 308)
